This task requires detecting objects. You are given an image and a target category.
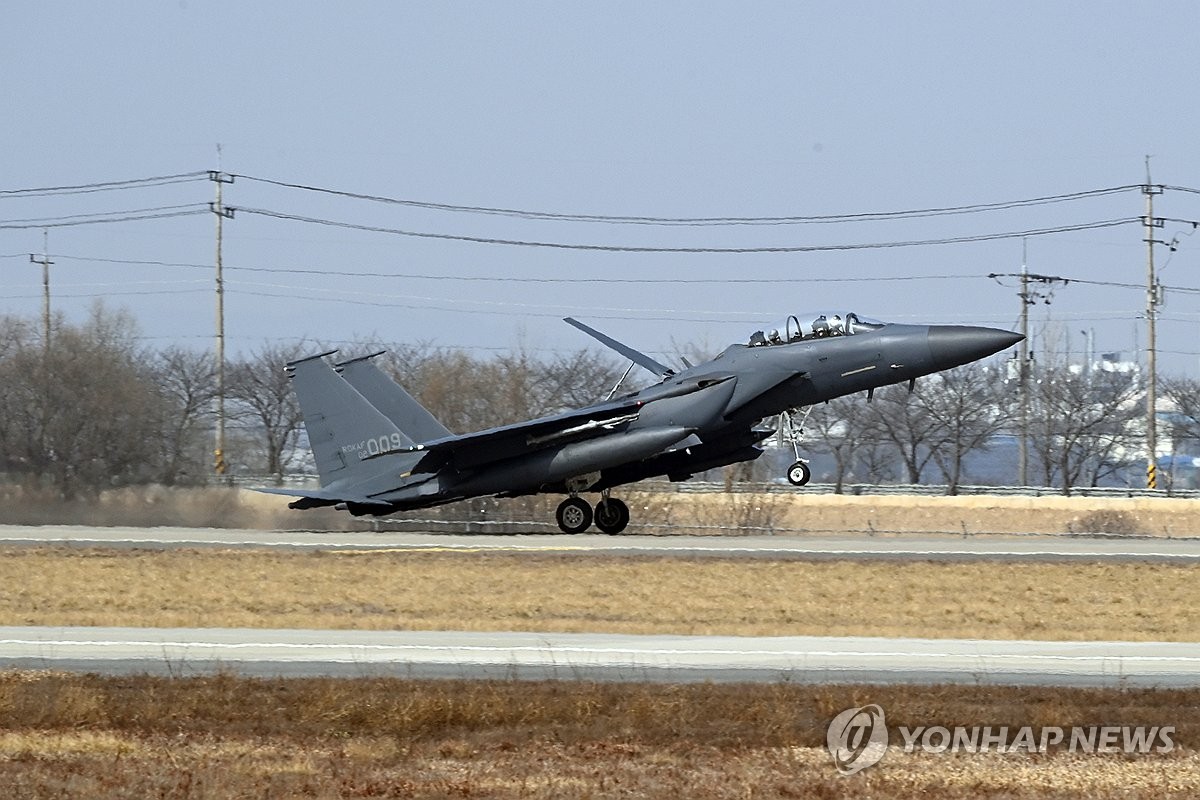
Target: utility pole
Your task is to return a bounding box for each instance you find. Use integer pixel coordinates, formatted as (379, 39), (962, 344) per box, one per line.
(29, 230), (52, 358)
(990, 260), (1068, 486)
(1080, 328), (1094, 376)
(210, 164), (235, 479)
(1143, 160), (1164, 490)
(1017, 246), (1030, 485)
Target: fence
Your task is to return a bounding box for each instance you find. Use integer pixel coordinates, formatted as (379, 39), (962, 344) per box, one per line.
(234, 475), (1200, 500)
(232, 474), (1200, 536)
(668, 481), (1200, 500)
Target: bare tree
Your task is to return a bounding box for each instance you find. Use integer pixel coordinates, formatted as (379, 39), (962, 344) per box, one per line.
(381, 343), (624, 434)
(0, 316), (35, 476)
(1160, 377), (1200, 489)
(150, 347), (216, 485)
(1161, 377), (1200, 443)
(858, 441), (900, 484)
(0, 315), (29, 360)
(227, 343), (308, 480)
(916, 363), (1013, 494)
(863, 384), (945, 484)
(0, 305), (165, 496)
(803, 396), (873, 492)
(489, 349), (544, 424)
(418, 349), (510, 432)
(1029, 363), (1142, 494)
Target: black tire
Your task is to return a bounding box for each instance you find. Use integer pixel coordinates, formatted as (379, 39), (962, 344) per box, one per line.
(556, 497), (593, 534)
(786, 460), (811, 487)
(593, 497), (631, 535)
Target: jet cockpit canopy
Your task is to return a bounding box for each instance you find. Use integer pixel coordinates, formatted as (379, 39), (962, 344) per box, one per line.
(748, 312), (885, 346)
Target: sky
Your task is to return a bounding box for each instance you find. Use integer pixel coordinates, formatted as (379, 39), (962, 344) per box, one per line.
(3, 2), (1200, 375)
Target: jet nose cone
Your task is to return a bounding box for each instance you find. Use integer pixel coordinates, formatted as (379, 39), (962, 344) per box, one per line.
(927, 326), (1024, 369)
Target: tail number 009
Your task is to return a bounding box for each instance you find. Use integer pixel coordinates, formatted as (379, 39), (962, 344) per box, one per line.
(362, 433), (406, 458)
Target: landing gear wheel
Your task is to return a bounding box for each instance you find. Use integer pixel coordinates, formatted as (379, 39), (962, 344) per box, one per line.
(593, 497), (630, 535)
(786, 460), (811, 487)
(556, 497), (593, 534)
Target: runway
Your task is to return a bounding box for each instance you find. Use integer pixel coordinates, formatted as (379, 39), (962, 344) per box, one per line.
(1, 626), (1196, 687)
(5, 525), (1197, 686)
(4, 524), (1200, 563)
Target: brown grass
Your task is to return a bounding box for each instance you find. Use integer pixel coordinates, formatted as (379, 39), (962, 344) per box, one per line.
(0, 672), (1197, 798)
(2, 546), (1199, 640)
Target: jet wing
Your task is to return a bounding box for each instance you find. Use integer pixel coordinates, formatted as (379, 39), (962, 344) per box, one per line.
(414, 396), (646, 472)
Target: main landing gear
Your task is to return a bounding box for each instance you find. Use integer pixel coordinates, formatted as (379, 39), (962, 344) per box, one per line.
(555, 497), (592, 534)
(593, 496), (631, 534)
(555, 495), (631, 535)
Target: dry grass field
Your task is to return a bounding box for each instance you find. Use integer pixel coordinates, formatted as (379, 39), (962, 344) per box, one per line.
(1, 673), (1197, 798)
(4, 489), (1199, 795)
(2, 546), (1199, 640)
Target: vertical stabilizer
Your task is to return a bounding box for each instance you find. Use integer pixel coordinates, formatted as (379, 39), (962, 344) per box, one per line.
(287, 352), (415, 485)
(336, 353), (454, 442)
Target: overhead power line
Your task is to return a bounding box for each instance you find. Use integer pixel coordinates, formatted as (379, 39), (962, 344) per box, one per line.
(228, 206), (1142, 253)
(0, 204), (209, 229)
(230, 279), (767, 317)
(228, 266), (983, 284)
(49, 254), (211, 269)
(234, 173), (1143, 226)
(49, 253), (979, 284)
(221, 286), (1173, 326)
(2, 288), (208, 300)
(230, 288), (767, 323)
(0, 171), (209, 198)
(44, 251), (1200, 293)
(989, 271), (1200, 297)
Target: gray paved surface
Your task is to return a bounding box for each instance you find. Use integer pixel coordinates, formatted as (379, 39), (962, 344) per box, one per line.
(2, 626), (1197, 686)
(4, 524), (1200, 562)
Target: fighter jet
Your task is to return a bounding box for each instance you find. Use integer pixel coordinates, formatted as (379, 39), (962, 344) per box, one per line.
(261, 312), (1021, 533)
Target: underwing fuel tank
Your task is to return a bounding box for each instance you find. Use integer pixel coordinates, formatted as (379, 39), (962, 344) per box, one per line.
(449, 425), (695, 497)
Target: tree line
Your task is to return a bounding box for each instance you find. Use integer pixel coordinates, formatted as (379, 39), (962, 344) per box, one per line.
(804, 363), (1199, 494)
(1, 307), (1197, 498)
(0, 307), (623, 496)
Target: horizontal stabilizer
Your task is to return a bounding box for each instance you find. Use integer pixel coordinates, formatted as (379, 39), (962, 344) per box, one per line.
(564, 317), (673, 378)
(285, 349), (339, 368)
(335, 350), (387, 366)
(254, 486), (392, 506)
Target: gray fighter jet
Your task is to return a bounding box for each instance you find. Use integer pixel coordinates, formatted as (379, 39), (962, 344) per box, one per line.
(261, 313), (1021, 533)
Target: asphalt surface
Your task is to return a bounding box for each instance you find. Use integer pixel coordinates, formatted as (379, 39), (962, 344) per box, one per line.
(2, 626), (1197, 687)
(4, 524), (1200, 562)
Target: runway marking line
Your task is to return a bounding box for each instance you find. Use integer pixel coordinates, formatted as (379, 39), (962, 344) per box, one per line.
(4, 639), (1200, 663)
(7, 537), (1200, 560)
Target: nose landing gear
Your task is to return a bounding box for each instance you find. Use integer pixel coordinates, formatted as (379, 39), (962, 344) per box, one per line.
(786, 460), (812, 486)
(780, 406), (813, 487)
